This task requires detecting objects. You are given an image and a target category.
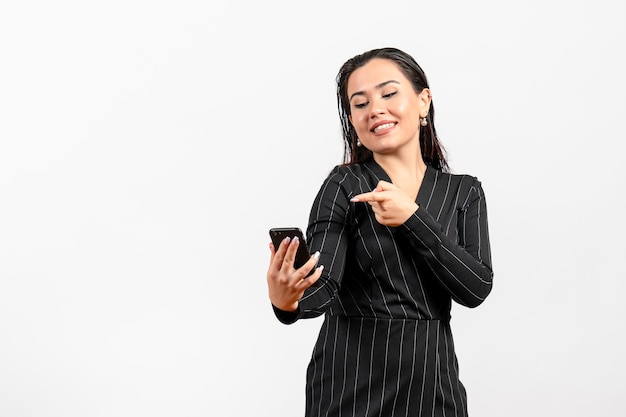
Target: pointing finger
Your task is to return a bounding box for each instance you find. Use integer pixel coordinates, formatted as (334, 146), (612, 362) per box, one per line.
(350, 192), (372, 203)
(351, 181), (397, 202)
(351, 189), (383, 203)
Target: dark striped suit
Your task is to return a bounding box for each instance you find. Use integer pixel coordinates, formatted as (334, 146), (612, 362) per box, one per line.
(274, 159), (493, 417)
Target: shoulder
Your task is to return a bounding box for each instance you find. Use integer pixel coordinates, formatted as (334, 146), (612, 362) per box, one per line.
(326, 163), (368, 177)
(431, 168), (487, 207)
(322, 163), (377, 184)
(434, 168), (484, 190)
(314, 163), (377, 200)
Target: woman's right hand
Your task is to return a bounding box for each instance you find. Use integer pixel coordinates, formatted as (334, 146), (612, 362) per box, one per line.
(266, 236), (323, 312)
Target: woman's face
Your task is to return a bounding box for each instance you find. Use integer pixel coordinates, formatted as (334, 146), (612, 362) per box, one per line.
(347, 58), (430, 156)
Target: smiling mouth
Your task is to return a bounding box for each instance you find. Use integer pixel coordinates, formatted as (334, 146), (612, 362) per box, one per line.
(372, 122), (396, 133)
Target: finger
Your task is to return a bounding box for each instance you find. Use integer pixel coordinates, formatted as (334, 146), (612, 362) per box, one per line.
(269, 237), (290, 270)
(294, 250), (321, 279)
(352, 180), (398, 201)
(369, 201), (382, 214)
(267, 242), (277, 269)
(350, 189), (383, 203)
(280, 236), (301, 271)
(298, 264), (324, 290)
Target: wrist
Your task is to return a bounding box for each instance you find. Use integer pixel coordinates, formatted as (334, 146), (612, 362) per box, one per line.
(275, 301), (299, 312)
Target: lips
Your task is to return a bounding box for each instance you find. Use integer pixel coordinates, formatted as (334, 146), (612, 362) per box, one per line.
(371, 121), (396, 133)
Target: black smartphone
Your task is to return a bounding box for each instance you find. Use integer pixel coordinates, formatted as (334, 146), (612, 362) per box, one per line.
(269, 227), (312, 269)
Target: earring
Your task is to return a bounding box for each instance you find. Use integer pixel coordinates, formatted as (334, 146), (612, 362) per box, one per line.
(420, 115), (428, 127)
(356, 139), (362, 147)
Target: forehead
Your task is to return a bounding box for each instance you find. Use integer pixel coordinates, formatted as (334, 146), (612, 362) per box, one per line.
(347, 58), (409, 93)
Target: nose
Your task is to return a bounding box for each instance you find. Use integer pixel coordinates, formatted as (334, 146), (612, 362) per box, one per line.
(369, 97), (386, 118)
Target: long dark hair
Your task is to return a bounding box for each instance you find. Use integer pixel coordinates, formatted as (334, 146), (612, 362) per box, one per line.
(336, 47), (449, 172)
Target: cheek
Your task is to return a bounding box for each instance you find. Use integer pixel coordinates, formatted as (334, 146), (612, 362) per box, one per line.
(394, 100), (413, 115)
(352, 113), (368, 130)
(395, 100), (421, 125)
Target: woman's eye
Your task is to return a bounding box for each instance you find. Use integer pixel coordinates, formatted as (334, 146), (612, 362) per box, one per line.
(382, 91), (398, 99)
(353, 102), (368, 109)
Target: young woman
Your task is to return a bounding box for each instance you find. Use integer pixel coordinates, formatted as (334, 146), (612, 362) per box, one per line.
(266, 47), (494, 417)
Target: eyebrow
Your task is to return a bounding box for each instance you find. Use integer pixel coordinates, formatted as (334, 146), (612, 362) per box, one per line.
(349, 80), (400, 102)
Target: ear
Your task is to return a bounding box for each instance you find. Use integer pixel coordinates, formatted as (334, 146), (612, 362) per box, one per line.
(349, 114), (353, 125)
(418, 88), (432, 117)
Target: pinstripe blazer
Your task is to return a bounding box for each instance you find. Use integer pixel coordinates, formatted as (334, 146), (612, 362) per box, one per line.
(274, 159), (493, 417)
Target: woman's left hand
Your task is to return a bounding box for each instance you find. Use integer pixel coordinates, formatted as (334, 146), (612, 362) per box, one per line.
(350, 180), (418, 227)
(266, 236), (323, 312)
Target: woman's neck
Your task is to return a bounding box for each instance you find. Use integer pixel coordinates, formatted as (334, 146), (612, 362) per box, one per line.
(373, 152), (427, 199)
(373, 152), (427, 182)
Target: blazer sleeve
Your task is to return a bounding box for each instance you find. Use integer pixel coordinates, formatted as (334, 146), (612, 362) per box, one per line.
(272, 167), (351, 324)
(399, 177), (494, 308)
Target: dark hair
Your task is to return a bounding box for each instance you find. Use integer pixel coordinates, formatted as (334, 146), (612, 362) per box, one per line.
(336, 47), (449, 172)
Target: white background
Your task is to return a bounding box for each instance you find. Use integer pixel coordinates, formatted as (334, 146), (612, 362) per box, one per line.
(1, 1), (625, 416)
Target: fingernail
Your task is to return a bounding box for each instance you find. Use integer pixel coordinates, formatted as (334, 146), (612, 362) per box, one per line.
(313, 251), (320, 259)
(350, 197), (359, 202)
(282, 237), (290, 244)
(290, 236), (299, 244)
(318, 265), (324, 271)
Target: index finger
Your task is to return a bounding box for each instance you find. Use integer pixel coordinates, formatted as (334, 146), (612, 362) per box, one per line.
(268, 236), (290, 267)
(350, 189), (382, 203)
(279, 236), (302, 271)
